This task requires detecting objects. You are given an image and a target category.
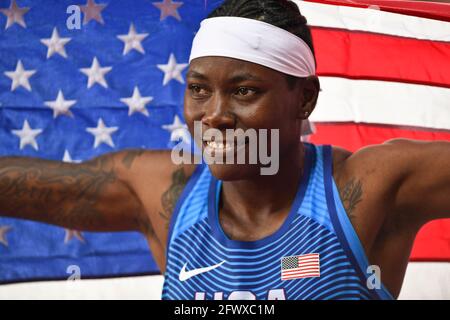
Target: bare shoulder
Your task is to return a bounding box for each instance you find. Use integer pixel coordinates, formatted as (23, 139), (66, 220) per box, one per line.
(116, 149), (197, 180)
(333, 139), (418, 177)
(330, 145), (352, 178)
(335, 138), (436, 186)
(115, 149), (198, 207)
(331, 138), (440, 234)
(329, 140), (415, 244)
(114, 149), (198, 242)
(330, 139), (450, 297)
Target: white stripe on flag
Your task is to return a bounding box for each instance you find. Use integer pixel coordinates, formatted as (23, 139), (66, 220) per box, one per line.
(310, 77), (450, 130)
(294, 0), (450, 42)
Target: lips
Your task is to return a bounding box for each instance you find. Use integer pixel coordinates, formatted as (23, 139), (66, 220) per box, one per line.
(202, 138), (248, 156)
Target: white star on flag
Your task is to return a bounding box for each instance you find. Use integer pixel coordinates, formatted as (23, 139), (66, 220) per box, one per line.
(80, 57), (112, 89)
(162, 115), (190, 142)
(0, 226), (12, 247)
(12, 120), (43, 150)
(80, 0), (107, 25)
(117, 23), (149, 55)
(120, 86), (153, 117)
(44, 90), (76, 118)
(4, 60), (36, 92)
(86, 118), (118, 148)
(63, 150), (81, 163)
(153, 0), (183, 21)
(40, 27), (71, 59)
(0, 0), (30, 30)
(157, 53), (188, 86)
(64, 229), (86, 244)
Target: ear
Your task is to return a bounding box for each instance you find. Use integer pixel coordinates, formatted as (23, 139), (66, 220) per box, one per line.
(296, 75), (320, 120)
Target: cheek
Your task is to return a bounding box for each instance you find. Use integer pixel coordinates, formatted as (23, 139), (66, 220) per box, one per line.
(184, 98), (201, 134)
(251, 105), (298, 149)
(237, 103), (292, 131)
(183, 108), (194, 135)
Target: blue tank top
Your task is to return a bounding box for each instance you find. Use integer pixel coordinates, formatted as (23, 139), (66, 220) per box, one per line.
(162, 143), (393, 300)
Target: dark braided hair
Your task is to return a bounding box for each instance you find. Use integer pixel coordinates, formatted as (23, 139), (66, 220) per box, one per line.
(207, 0), (316, 89)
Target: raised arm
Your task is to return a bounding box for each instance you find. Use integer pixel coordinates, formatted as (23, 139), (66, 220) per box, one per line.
(384, 139), (450, 225)
(0, 150), (171, 234)
(344, 138), (450, 229)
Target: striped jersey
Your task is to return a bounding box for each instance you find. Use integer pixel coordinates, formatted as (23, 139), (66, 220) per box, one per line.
(162, 143), (393, 300)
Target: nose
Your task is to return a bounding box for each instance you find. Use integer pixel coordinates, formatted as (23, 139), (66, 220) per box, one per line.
(202, 94), (236, 130)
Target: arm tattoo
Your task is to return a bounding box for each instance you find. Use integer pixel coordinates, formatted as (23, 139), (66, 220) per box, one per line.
(159, 168), (188, 229)
(122, 150), (145, 169)
(339, 178), (363, 221)
(0, 156), (116, 229)
(134, 213), (155, 237)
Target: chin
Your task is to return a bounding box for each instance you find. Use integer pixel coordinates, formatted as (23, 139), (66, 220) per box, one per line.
(206, 163), (261, 181)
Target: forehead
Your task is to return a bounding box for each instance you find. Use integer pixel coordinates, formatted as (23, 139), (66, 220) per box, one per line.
(187, 56), (286, 82)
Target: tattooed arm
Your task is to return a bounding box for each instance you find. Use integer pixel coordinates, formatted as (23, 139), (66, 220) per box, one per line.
(338, 178), (363, 222)
(158, 168), (189, 230)
(340, 139), (450, 229)
(0, 150), (184, 235)
(121, 151), (196, 240)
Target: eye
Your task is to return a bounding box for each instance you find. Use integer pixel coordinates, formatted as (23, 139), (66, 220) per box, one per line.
(188, 84), (210, 98)
(235, 87), (257, 97)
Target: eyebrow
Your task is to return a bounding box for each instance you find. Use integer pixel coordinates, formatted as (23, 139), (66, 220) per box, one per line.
(186, 70), (208, 80)
(229, 73), (264, 83)
(186, 70), (265, 83)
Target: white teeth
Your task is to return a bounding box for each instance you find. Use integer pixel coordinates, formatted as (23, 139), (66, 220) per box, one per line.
(206, 141), (231, 150)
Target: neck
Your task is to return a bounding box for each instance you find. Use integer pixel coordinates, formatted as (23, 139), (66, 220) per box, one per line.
(221, 142), (307, 221)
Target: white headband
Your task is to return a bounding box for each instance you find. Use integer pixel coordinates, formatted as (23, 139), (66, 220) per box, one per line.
(189, 16), (316, 77)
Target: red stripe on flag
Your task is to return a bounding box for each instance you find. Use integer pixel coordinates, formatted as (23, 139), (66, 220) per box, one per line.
(297, 256), (318, 261)
(282, 274), (321, 279)
(284, 267), (321, 274)
(303, 0), (450, 22)
(296, 253), (318, 258)
(283, 269), (321, 275)
(282, 272), (321, 280)
(410, 220), (450, 262)
(293, 262), (319, 268)
(309, 122), (450, 152)
(312, 27), (450, 88)
(282, 273), (320, 278)
(296, 260), (318, 265)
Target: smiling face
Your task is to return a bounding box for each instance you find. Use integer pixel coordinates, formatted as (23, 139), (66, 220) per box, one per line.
(184, 56), (317, 180)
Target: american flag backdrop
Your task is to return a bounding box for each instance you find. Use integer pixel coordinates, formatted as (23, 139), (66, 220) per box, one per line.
(0, 0), (224, 284)
(0, 0), (449, 296)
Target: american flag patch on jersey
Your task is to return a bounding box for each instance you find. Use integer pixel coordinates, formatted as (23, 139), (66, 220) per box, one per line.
(281, 253), (320, 281)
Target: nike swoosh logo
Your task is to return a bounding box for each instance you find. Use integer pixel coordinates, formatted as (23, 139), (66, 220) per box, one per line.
(179, 260), (226, 282)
